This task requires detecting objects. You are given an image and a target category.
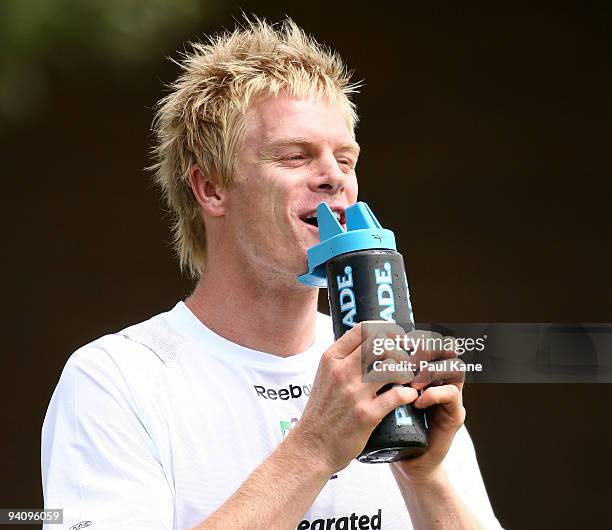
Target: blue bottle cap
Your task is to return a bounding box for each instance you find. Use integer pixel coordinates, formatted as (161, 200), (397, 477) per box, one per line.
(298, 201), (396, 287)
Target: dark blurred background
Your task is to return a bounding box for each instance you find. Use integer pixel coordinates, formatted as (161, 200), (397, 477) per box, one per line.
(2, 1), (611, 528)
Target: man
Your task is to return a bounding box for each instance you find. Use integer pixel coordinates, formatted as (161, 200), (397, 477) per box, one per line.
(42, 18), (502, 529)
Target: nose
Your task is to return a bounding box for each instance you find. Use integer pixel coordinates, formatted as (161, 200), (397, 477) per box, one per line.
(308, 152), (347, 195)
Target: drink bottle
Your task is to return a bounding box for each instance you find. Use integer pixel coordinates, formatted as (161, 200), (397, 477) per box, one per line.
(299, 202), (428, 463)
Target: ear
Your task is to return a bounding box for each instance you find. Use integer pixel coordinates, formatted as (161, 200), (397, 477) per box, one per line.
(189, 164), (226, 217)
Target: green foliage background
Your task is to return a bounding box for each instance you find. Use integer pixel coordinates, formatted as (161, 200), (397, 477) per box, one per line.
(0, 0), (216, 119)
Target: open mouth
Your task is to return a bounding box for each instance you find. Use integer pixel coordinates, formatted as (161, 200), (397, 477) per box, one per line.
(301, 209), (344, 229)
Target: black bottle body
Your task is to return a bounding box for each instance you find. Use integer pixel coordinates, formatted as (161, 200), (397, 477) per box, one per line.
(325, 249), (428, 463)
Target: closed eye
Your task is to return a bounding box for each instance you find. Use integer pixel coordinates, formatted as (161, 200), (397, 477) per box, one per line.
(337, 158), (355, 168)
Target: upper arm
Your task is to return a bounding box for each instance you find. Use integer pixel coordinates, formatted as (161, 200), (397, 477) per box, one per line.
(41, 344), (174, 530)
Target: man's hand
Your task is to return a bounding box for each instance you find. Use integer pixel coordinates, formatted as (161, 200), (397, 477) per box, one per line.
(383, 332), (482, 530)
(289, 325), (483, 530)
(388, 332), (467, 482)
(290, 323), (419, 474)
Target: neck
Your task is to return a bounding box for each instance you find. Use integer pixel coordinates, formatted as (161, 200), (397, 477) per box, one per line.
(185, 257), (319, 357)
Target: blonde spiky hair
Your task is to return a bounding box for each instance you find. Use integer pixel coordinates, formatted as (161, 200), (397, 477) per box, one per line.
(150, 16), (360, 279)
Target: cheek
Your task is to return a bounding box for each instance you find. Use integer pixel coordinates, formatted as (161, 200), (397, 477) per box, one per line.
(347, 175), (359, 202)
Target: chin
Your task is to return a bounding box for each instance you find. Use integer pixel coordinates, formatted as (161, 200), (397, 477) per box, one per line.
(281, 249), (310, 282)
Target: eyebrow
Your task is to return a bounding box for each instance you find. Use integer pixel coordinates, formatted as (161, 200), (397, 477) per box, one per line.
(260, 137), (361, 157)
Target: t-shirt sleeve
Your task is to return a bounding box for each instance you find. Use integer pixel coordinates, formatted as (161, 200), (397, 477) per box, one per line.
(41, 344), (174, 530)
(443, 425), (504, 529)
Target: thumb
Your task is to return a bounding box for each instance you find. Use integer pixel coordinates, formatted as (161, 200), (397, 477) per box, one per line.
(326, 323), (365, 359)
(374, 385), (418, 418)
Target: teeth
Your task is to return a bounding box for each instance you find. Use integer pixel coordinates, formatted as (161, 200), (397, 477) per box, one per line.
(307, 211), (341, 220)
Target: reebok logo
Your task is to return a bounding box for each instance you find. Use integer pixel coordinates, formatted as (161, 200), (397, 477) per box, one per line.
(254, 383), (312, 400)
(297, 508), (382, 530)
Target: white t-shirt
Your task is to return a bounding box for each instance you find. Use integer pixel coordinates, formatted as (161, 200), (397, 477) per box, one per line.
(42, 301), (502, 530)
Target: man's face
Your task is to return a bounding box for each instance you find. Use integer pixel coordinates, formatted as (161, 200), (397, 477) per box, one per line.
(223, 92), (359, 284)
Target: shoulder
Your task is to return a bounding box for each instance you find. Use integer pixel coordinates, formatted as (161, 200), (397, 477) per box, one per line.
(60, 304), (190, 406)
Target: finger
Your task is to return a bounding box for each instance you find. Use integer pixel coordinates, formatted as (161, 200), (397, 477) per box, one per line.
(409, 346), (459, 367)
(326, 323), (365, 359)
(347, 322), (417, 394)
(360, 323), (415, 379)
(414, 384), (463, 411)
(362, 358), (415, 386)
(411, 359), (466, 390)
(361, 321), (409, 361)
(362, 344), (414, 374)
(362, 320), (407, 336)
(373, 385), (419, 418)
